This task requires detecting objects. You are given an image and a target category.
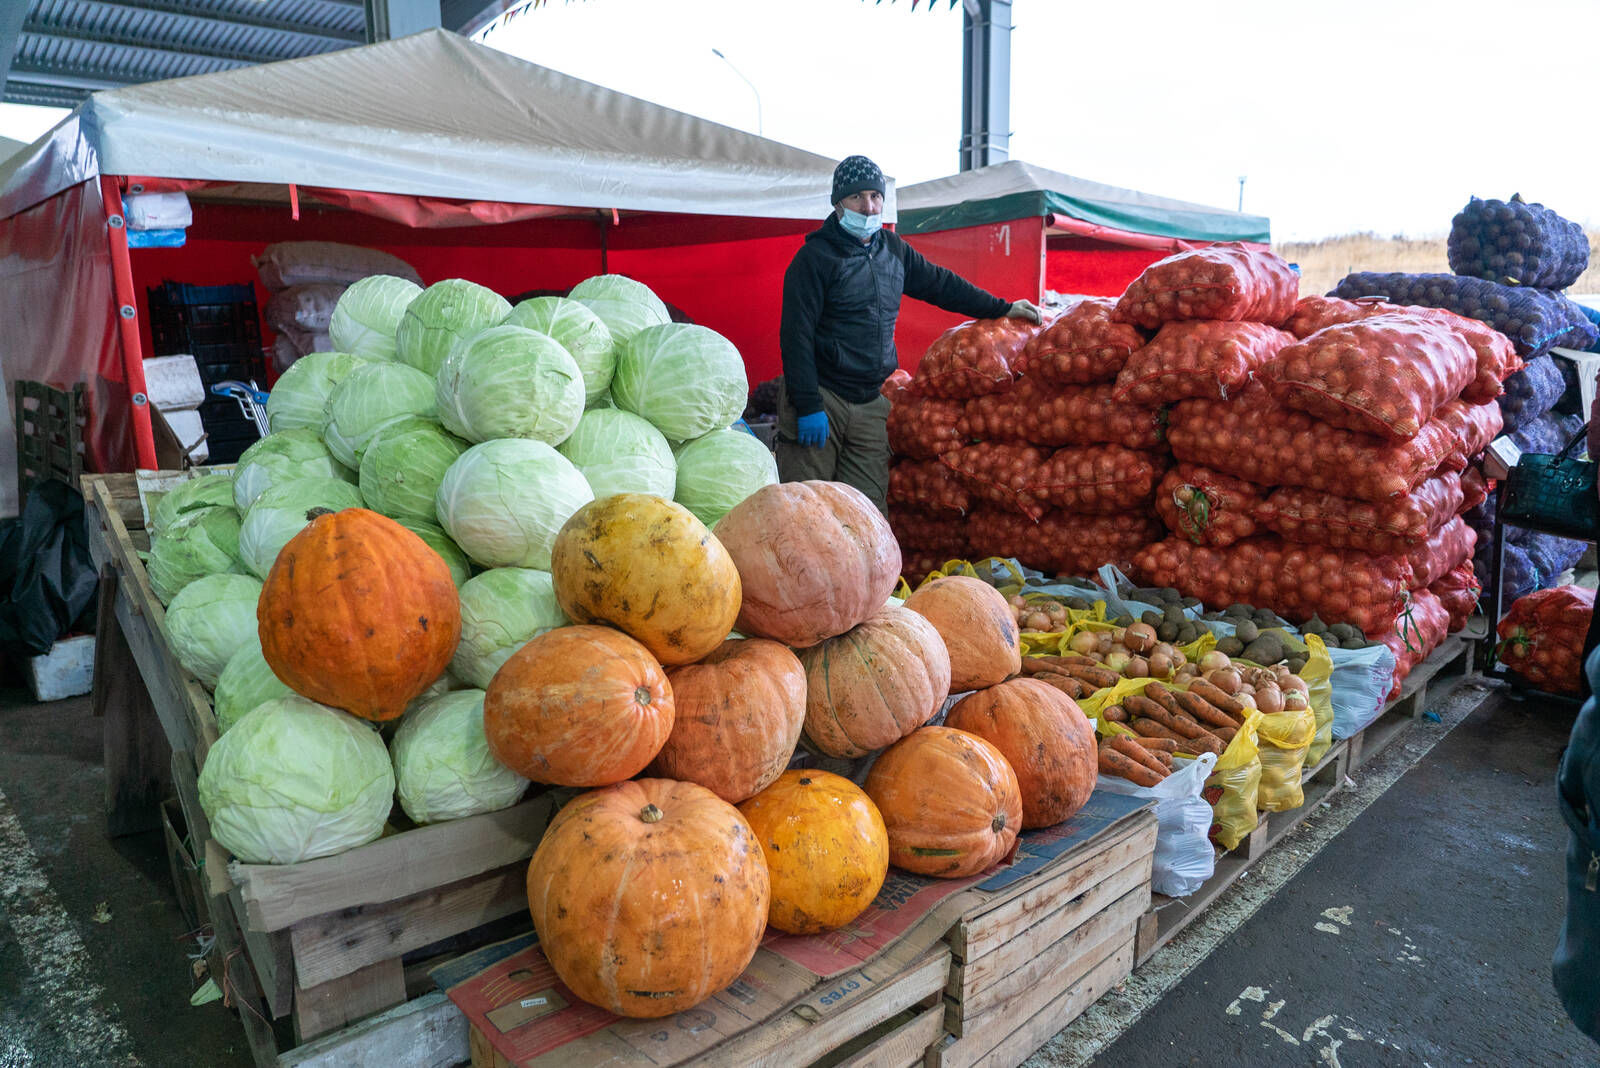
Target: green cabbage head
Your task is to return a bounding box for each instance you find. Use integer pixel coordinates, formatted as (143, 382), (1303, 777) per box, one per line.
(233, 428), (355, 511)
(213, 635), (294, 734)
(396, 518), (473, 588)
(435, 439), (592, 569)
(323, 362), (437, 469)
(391, 689), (529, 824)
(147, 506), (247, 606)
(612, 323), (748, 441)
(506, 297), (615, 405)
(435, 326), (584, 445)
(358, 417), (468, 524)
(672, 428), (778, 529)
(557, 408), (676, 500)
(265, 351), (368, 434)
(395, 278), (510, 375)
(198, 695), (393, 863)
(568, 274), (669, 347)
(165, 573), (263, 689)
(450, 567), (569, 688)
(329, 275), (423, 361)
(238, 477), (366, 579)
(150, 473), (236, 538)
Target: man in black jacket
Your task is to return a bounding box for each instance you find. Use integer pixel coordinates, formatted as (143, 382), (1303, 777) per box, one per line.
(777, 155), (1041, 510)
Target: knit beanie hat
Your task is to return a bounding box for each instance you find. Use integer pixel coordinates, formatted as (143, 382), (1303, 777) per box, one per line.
(832, 155), (886, 205)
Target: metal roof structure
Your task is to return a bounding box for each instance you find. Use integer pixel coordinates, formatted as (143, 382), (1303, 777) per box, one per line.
(1, 1), (511, 109)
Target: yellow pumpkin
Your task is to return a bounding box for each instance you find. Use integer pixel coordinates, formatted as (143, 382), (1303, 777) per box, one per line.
(549, 493), (741, 666)
(738, 770), (888, 935)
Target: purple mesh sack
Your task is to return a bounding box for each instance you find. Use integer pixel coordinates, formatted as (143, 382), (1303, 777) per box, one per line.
(1523, 531), (1589, 581)
(1498, 356), (1565, 429)
(1332, 273), (1598, 359)
(1448, 195), (1589, 290)
(1510, 410), (1585, 456)
(1476, 538), (1540, 604)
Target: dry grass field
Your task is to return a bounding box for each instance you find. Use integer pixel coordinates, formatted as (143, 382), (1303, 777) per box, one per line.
(1275, 231), (1600, 299)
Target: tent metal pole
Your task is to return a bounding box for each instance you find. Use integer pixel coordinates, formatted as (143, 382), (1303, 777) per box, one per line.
(100, 176), (158, 471)
(959, 0), (1011, 172)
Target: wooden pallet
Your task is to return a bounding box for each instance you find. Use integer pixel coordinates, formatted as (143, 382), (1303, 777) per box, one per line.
(1133, 634), (1480, 965)
(83, 472), (557, 1067)
(932, 814), (1156, 1068)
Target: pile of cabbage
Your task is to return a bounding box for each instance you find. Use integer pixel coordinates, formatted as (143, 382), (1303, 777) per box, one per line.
(167, 272), (778, 865)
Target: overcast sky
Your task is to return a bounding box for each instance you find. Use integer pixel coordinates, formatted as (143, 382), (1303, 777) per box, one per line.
(4, 0), (1597, 242)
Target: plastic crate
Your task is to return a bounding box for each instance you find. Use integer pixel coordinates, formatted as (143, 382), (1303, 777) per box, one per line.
(146, 281), (266, 385)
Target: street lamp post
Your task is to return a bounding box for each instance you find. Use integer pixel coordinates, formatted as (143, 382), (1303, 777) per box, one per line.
(711, 48), (763, 136)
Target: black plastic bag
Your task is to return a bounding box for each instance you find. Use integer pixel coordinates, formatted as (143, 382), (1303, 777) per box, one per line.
(0, 480), (99, 657)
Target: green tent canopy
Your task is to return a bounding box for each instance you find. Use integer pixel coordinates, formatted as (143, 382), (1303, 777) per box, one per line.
(896, 161), (1270, 244)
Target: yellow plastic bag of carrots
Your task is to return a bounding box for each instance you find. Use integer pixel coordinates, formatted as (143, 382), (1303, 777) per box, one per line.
(1204, 708), (1264, 851)
(1256, 702), (1317, 811)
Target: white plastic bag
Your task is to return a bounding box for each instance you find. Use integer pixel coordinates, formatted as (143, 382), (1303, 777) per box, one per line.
(1094, 751), (1218, 897)
(1328, 643), (1397, 739)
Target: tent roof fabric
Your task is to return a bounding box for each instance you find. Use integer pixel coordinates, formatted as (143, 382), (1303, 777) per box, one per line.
(0, 28), (866, 223)
(895, 160), (1269, 243)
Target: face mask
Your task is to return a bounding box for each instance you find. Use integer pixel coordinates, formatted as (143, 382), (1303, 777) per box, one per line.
(838, 207), (883, 241)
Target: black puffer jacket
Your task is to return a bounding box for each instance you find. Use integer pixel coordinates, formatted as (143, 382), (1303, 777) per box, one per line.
(780, 214), (1010, 415)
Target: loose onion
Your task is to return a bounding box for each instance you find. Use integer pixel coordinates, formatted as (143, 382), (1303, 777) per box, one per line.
(1284, 689), (1309, 711)
(1096, 633), (1115, 654)
(1207, 667), (1243, 695)
(1236, 692), (1258, 709)
(1256, 685), (1285, 714)
(1125, 656), (1150, 678)
(1124, 623), (1158, 654)
(1104, 651), (1132, 673)
(1147, 652), (1173, 678)
(1068, 632), (1099, 655)
(1024, 611), (1053, 631)
(1199, 651), (1232, 674)
(1282, 675), (1310, 697)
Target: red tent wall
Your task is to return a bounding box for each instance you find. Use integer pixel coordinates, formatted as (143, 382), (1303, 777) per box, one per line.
(896, 218), (1045, 374)
(1044, 235), (1167, 298)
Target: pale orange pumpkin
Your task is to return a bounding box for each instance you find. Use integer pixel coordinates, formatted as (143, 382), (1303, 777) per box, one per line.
(864, 726), (1021, 878)
(796, 606), (951, 758)
(738, 770), (888, 935)
(714, 481), (901, 648)
(944, 678), (1098, 828)
(483, 625), (672, 786)
(649, 638), (806, 803)
(902, 576), (1021, 691)
(258, 507), (460, 721)
(526, 778), (769, 1017)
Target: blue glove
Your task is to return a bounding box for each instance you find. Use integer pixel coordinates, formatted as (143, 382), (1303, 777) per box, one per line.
(797, 410), (829, 448)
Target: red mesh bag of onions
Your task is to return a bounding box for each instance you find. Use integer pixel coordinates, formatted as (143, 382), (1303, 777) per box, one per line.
(1023, 445), (1167, 515)
(1258, 472), (1465, 556)
(1167, 381), (1456, 502)
(1432, 397), (1504, 472)
(1382, 588), (1452, 699)
(1403, 515), (1477, 590)
(939, 442), (1051, 518)
(1153, 464), (1267, 547)
(888, 459), (970, 516)
(1282, 295), (1520, 404)
(1113, 244), (1299, 330)
(1014, 298), (1146, 386)
(967, 507), (1162, 577)
(1460, 468), (1491, 511)
(901, 551), (953, 588)
(887, 396), (966, 460)
(911, 317), (1039, 399)
(888, 505), (970, 557)
(959, 378), (1166, 450)
(1496, 585), (1596, 695)
(880, 368), (915, 402)
(1429, 562), (1482, 634)
(1261, 313), (1479, 441)
(1133, 536), (1413, 639)
(1113, 320), (1294, 406)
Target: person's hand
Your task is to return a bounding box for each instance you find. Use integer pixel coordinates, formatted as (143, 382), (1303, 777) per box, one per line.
(1006, 299), (1043, 325)
(797, 410), (829, 448)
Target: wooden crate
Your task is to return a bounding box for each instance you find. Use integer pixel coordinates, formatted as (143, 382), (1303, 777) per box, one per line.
(83, 472), (558, 1067)
(932, 813), (1156, 1068)
(1134, 633), (1481, 965)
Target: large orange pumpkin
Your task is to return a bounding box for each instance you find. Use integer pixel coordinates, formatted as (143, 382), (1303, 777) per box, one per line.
(527, 778), (769, 1017)
(903, 576), (1021, 691)
(649, 638), (806, 803)
(484, 625), (673, 786)
(258, 507), (460, 721)
(864, 726), (1021, 878)
(550, 494), (740, 666)
(714, 481), (901, 648)
(944, 678), (1098, 829)
(738, 770), (888, 934)
(796, 607), (951, 758)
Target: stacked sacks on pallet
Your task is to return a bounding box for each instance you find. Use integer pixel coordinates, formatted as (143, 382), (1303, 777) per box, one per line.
(1138, 298), (1519, 695)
